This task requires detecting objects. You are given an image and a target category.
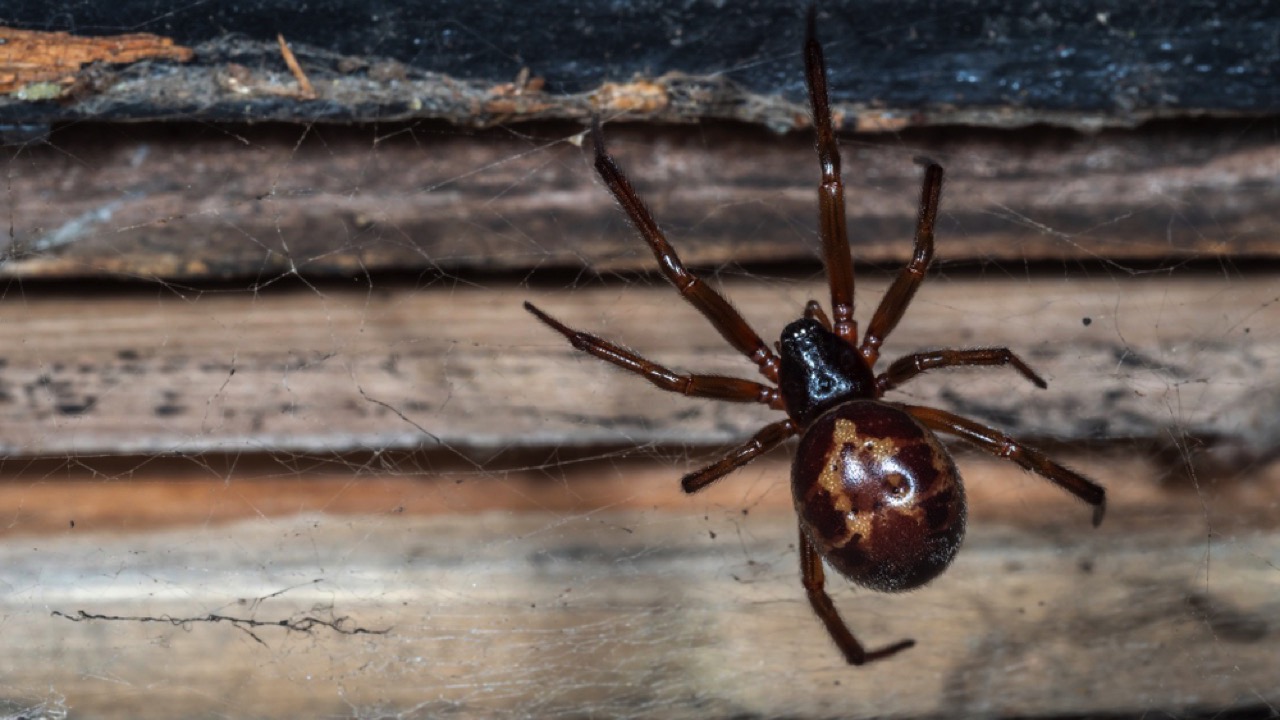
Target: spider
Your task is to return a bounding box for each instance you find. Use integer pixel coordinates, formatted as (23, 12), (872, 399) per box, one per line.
(524, 7), (1106, 665)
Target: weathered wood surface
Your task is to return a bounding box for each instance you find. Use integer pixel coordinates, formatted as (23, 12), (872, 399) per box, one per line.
(1, 1), (1277, 128)
(2, 121), (1277, 280)
(0, 68), (1275, 718)
(0, 275), (1273, 457)
(1, 448), (1277, 719)
(0, 260), (1272, 717)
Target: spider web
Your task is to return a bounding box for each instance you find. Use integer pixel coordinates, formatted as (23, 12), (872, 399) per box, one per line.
(0, 8), (1278, 720)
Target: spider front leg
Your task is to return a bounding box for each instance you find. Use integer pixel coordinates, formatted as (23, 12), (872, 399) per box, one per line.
(525, 302), (783, 406)
(860, 162), (943, 366)
(799, 526), (916, 666)
(805, 6), (858, 346)
(592, 122), (781, 383)
(903, 404), (1106, 526)
(876, 346), (1047, 395)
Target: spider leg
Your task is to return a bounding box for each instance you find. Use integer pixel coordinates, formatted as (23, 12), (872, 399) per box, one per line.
(805, 7), (858, 346)
(876, 346), (1047, 395)
(860, 162), (943, 366)
(681, 419), (796, 493)
(902, 404), (1106, 527)
(525, 302), (783, 407)
(799, 525), (916, 665)
(591, 122), (781, 383)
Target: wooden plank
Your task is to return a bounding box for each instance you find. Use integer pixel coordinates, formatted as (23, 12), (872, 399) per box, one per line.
(1, 452), (1276, 718)
(0, 275), (1273, 456)
(2, 122), (1277, 280)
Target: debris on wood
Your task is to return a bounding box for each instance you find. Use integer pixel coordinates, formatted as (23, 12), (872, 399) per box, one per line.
(0, 26), (193, 97)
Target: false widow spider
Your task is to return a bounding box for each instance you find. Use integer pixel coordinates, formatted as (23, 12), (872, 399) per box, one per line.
(524, 7), (1106, 665)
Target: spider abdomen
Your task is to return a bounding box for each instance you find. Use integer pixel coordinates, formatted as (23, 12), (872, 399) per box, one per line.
(792, 400), (967, 593)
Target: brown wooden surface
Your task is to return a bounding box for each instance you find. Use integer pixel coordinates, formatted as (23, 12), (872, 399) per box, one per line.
(2, 121), (1277, 280)
(1, 451), (1277, 718)
(0, 275), (1273, 457)
(0, 268), (1276, 717)
(1, 117), (1278, 718)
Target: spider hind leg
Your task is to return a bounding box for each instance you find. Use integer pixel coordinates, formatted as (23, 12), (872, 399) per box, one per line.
(800, 526), (916, 665)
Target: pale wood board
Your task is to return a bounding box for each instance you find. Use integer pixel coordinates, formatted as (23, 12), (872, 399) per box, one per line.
(0, 274), (1273, 456)
(1, 449), (1276, 719)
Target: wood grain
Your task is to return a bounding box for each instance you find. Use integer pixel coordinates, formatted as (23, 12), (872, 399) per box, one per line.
(0, 108), (1275, 719)
(3, 122), (1277, 280)
(1, 449), (1276, 718)
(0, 271), (1273, 718)
(0, 275), (1272, 457)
